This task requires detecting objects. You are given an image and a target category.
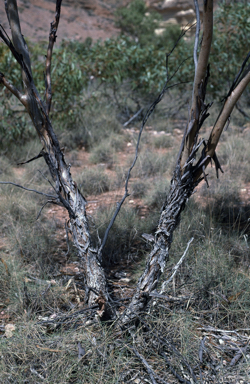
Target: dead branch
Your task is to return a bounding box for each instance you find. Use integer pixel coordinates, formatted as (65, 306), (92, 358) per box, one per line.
(194, 62), (250, 181)
(133, 347), (158, 384)
(117, 0), (250, 330)
(160, 237), (194, 294)
(181, 0), (213, 168)
(45, 0), (62, 114)
(132, 346), (168, 384)
(0, 181), (57, 199)
(0, 0), (114, 319)
(193, 0), (200, 76)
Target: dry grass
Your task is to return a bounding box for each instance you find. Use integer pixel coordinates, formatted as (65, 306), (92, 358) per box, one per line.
(1, 108), (250, 382)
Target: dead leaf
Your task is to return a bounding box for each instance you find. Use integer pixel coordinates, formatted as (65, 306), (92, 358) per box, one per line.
(228, 291), (242, 303)
(36, 345), (62, 352)
(5, 324), (16, 338)
(0, 258), (9, 275)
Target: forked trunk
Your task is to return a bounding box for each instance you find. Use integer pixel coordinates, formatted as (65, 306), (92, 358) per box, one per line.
(119, 162), (197, 328)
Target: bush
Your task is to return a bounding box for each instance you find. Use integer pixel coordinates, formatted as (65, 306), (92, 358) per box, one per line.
(78, 168), (111, 196)
(115, 0), (162, 46)
(210, 2), (250, 96)
(1, 2), (249, 149)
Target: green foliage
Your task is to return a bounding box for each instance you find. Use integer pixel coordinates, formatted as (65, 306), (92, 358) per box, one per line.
(115, 0), (161, 46)
(210, 1), (250, 95)
(0, 45), (33, 147)
(77, 168), (111, 196)
(1, 1), (250, 148)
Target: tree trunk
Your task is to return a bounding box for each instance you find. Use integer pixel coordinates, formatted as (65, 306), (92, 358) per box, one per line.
(118, 161), (197, 327)
(0, 0), (115, 320)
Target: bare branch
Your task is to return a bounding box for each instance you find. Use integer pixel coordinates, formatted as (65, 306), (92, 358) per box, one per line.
(161, 353), (193, 384)
(132, 347), (167, 384)
(160, 237), (194, 294)
(17, 151), (43, 165)
(193, 0), (200, 76)
(36, 200), (58, 220)
(0, 181), (57, 199)
(123, 107), (143, 127)
(45, 0), (62, 114)
(230, 341), (249, 366)
(194, 62), (250, 181)
(181, 0), (213, 167)
(0, 72), (25, 104)
(6, 0), (32, 78)
(98, 24), (197, 259)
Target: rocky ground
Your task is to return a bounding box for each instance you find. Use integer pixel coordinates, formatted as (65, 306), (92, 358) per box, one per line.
(0, 0), (123, 43)
(0, 0), (214, 44)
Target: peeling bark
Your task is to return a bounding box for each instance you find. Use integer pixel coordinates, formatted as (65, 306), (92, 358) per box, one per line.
(119, 159), (198, 328)
(0, 0), (115, 319)
(1, 0), (250, 329)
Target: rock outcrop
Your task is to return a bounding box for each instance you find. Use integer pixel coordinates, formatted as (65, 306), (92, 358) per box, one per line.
(147, 0), (205, 25)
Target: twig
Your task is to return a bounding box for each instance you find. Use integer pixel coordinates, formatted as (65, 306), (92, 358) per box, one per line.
(161, 352), (192, 384)
(97, 22), (195, 259)
(115, 301), (197, 383)
(123, 107), (143, 127)
(150, 292), (193, 303)
(193, 0), (200, 77)
(160, 237), (193, 294)
(230, 341), (249, 366)
(36, 199), (58, 220)
(199, 336), (207, 363)
(236, 102), (250, 119)
(45, 0), (62, 114)
(37, 305), (99, 326)
(133, 346), (168, 384)
(17, 151), (43, 165)
(99, 78), (188, 259)
(30, 367), (45, 381)
(197, 326), (250, 333)
(0, 71), (24, 102)
(0, 181), (57, 199)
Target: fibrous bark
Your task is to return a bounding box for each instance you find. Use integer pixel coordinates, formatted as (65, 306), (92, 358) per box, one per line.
(1, 0), (250, 330)
(118, 135), (204, 327)
(0, 0), (114, 319)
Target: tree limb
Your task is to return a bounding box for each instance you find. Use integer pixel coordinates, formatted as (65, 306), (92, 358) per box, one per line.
(181, 0), (213, 168)
(45, 0), (62, 114)
(194, 63), (250, 181)
(193, 0), (200, 76)
(0, 181), (57, 199)
(160, 237), (193, 294)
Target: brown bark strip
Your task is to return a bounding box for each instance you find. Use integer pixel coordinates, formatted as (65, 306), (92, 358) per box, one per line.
(181, 0), (213, 169)
(1, 0), (114, 319)
(45, 0), (62, 115)
(194, 68), (250, 182)
(119, 166), (197, 327)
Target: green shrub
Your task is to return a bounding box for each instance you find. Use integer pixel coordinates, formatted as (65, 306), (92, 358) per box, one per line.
(210, 2), (250, 96)
(115, 0), (161, 46)
(78, 168), (111, 196)
(152, 134), (174, 149)
(145, 179), (170, 210)
(92, 205), (155, 264)
(132, 150), (173, 178)
(131, 180), (150, 198)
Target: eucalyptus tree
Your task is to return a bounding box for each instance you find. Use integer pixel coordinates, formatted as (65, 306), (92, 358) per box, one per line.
(1, 0), (250, 329)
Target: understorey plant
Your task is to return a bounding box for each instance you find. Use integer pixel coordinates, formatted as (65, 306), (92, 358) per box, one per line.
(1, 0), (250, 330)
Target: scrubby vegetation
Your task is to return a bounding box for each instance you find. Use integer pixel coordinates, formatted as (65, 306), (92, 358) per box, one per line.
(1, 0), (250, 382)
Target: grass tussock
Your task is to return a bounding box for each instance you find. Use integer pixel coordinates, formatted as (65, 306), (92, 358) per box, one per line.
(1, 87), (250, 383)
(77, 168), (112, 196)
(91, 205), (155, 264)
